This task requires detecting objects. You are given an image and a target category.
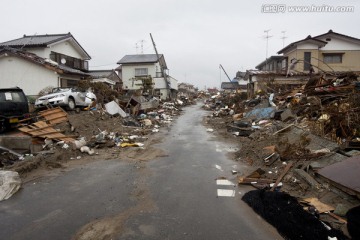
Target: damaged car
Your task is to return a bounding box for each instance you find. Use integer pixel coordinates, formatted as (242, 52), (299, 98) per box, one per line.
(0, 87), (30, 133)
(35, 87), (96, 110)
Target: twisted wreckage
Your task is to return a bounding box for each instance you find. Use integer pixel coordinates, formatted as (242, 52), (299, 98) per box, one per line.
(204, 71), (360, 239)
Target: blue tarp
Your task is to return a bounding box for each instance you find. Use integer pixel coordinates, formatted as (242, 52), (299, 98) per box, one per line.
(244, 107), (276, 120)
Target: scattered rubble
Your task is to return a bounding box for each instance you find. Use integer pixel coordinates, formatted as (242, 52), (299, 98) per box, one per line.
(202, 72), (360, 239)
(0, 170), (21, 201)
(0, 94), (195, 189)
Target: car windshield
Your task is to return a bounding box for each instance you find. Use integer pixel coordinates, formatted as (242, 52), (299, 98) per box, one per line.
(0, 91), (26, 103)
(51, 88), (71, 93)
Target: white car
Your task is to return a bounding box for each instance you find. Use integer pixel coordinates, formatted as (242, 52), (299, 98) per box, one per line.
(35, 88), (96, 110)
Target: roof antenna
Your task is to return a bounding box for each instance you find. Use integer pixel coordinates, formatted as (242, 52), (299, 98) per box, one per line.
(281, 31), (288, 47)
(20, 32), (37, 50)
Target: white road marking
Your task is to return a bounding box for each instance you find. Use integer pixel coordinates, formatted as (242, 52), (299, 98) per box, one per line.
(215, 164), (223, 171)
(217, 189), (236, 197)
(216, 179), (235, 186)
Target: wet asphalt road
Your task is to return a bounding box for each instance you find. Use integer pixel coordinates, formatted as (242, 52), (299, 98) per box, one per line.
(0, 103), (283, 240)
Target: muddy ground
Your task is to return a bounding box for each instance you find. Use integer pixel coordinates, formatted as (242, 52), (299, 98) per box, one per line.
(2, 103), (357, 238)
(5, 109), (172, 184)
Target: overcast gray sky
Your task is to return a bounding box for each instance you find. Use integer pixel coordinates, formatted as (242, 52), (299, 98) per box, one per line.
(2, 0), (359, 89)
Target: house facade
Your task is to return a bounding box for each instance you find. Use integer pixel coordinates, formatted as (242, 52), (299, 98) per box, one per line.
(277, 30), (360, 74)
(255, 56), (286, 73)
(0, 33), (91, 97)
(247, 30), (360, 97)
(117, 54), (178, 100)
(178, 83), (196, 98)
(88, 70), (123, 91)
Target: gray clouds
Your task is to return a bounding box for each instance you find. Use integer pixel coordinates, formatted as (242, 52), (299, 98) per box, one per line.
(1, 0), (359, 89)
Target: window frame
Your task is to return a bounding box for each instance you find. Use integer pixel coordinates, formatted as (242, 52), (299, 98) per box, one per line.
(323, 53), (344, 64)
(135, 68), (148, 77)
(304, 52), (311, 71)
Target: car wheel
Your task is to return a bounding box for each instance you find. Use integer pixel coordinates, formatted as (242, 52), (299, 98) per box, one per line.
(67, 98), (76, 110)
(0, 120), (8, 133)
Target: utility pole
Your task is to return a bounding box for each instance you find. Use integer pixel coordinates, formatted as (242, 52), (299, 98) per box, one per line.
(140, 40), (144, 54)
(219, 64), (232, 82)
(150, 33), (170, 92)
(264, 29), (272, 71)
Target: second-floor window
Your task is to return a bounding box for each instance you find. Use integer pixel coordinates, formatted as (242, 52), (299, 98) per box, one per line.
(135, 68), (148, 76)
(323, 53), (343, 64)
(50, 51), (88, 71)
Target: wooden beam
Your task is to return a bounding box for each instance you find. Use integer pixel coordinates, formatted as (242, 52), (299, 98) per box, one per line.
(270, 162), (293, 191)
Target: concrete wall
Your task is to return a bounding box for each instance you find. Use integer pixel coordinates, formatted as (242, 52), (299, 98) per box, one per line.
(46, 40), (84, 59)
(122, 64), (157, 90)
(285, 49), (320, 73)
(317, 37), (360, 51)
(319, 50), (360, 72)
(284, 37), (360, 73)
(28, 40), (84, 59)
(0, 55), (58, 96)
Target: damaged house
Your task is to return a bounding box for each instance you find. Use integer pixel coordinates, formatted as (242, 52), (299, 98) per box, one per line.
(117, 54), (178, 100)
(246, 30), (360, 95)
(88, 69), (123, 91)
(0, 33), (92, 97)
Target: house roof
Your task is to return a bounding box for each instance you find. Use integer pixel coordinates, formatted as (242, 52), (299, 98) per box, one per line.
(88, 70), (114, 78)
(0, 33), (91, 60)
(117, 54), (167, 69)
(313, 29), (360, 43)
(221, 82), (246, 90)
(277, 35), (327, 54)
(255, 55), (284, 69)
(0, 47), (89, 77)
(236, 71), (247, 78)
(87, 70), (122, 83)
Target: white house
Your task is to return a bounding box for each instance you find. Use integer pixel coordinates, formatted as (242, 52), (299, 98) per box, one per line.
(0, 33), (91, 97)
(117, 54), (178, 100)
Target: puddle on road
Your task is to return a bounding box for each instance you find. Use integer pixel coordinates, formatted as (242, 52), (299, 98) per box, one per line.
(215, 144), (239, 153)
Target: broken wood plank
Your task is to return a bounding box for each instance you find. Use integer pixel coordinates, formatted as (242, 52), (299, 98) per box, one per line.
(272, 124), (295, 135)
(293, 169), (320, 188)
(327, 212), (347, 224)
(39, 107), (68, 124)
(270, 162), (293, 191)
(301, 198), (334, 213)
(238, 177), (275, 184)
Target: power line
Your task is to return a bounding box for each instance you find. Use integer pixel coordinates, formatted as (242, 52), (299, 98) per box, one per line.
(89, 63), (117, 68)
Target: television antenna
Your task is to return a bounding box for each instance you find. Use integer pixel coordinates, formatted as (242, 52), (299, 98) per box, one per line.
(263, 29), (273, 70)
(281, 31), (288, 47)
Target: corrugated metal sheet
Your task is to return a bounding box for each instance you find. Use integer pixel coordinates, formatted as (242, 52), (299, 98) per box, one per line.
(318, 156), (360, 194)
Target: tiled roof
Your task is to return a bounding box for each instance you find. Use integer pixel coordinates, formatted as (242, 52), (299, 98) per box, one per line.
(57, 64), (88, 75)
(313, 30), (360, 42)
(0, 33), (71, 47)
(0, 33), (91, 60)
(277, 35), (327, 54)
(255, 55), (285, 69)
(117, 54), (162, 64)
(88, 70), (113, 78)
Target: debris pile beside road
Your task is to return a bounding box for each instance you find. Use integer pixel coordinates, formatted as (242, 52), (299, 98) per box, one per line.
(202, 73), (360, 239)
(0, 96), (190, 179)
